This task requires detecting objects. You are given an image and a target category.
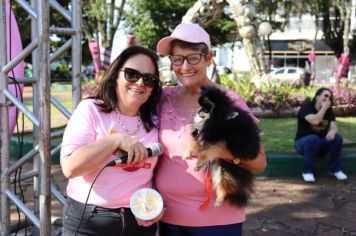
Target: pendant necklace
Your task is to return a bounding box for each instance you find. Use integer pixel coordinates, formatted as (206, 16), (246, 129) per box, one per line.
(115, 109), (142, 136)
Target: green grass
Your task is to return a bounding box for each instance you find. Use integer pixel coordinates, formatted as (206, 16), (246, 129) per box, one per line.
(259, 118), (297, 152)
(259, 117), (356, 152)
(18, 83), (356, 153)
(18, 85), (73, 131)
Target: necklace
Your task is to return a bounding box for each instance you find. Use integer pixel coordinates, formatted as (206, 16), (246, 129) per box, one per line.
(175, 103), (199, 139)
(114, 109), (142, 136)
(175, 92), (200, 122)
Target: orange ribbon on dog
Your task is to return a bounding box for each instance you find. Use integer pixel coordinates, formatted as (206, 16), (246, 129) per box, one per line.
(199, 168), (212, 211)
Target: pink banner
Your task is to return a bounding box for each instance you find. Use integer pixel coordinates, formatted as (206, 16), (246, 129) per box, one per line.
(89, 40), (102, 81)
(335, 53), (350, 80)
(6, 0), (25, 138)
(100, 47), (111, 70)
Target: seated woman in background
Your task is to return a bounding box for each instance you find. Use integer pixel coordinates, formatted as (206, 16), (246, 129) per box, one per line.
(295, 87), (347, 183)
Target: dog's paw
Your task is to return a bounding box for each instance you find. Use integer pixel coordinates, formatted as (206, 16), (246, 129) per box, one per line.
(194, 165), (203, 171)
(214, 199), (223, 208)
(194, 157), (208, 171)
(182, 150), (192, 160)
(183, 140), (200, 160)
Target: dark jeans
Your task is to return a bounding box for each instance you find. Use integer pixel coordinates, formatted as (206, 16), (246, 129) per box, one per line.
(295, 134), (343, 174)
(159, 222), (243, 236)
(62, 197), (157, 236)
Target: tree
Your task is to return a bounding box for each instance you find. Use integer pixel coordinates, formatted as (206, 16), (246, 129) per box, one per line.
(11, 0), (95, 66)
(333, 0), (352, 55)
(124, 0), (236, 50)
(124, 0), (195, 49)
(256, 0), (355, 58)
(82, 0), (126, 80)
(82, 0), (125, 49)
(11, 0), (73, 63)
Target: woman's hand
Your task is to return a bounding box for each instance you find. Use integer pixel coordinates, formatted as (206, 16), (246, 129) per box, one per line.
(325, 121), (337, 141)
(238, 146), (267, 173)
(197, 142), (267, 173)
(111, 132), (148, 164)
(326, 130), (336, 141)
(135, 207), (166, 227)
(321, 100), (331, 110)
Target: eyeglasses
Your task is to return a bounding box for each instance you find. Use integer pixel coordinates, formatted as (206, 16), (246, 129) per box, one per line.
(120, 68), (158, 88)
(169, 53), (206, 66)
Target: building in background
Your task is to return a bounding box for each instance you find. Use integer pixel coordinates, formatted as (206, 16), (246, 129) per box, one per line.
(213, 13), (356, 83)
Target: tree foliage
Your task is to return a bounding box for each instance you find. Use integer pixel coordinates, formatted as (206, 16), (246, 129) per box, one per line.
(11, 0), (355, 63)
(124, 0), (195, 49)
(11, 0), (125, 65)
(82, 0), (125, 49)
(9, 0), (77, 64)
(256, 0), (355, 58)
(124, 0), (237, 49)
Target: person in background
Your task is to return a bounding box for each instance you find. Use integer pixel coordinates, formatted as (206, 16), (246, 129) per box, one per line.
(60, 46), (162, 236)
(295, 87), (347, 183)
(155, 23), (267, 236)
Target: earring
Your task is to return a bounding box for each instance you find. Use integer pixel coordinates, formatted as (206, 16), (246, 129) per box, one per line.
(233, 158), (240, 165)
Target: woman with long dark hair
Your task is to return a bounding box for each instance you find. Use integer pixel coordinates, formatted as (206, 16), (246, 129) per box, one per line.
(60, 46), (162, 235)
(295, 87), (347, 182)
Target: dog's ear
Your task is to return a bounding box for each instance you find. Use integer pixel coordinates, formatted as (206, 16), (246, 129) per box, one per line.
(202, 97), (215, 113)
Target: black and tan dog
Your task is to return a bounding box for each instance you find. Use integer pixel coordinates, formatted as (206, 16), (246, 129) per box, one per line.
(183, 86), (260, 208)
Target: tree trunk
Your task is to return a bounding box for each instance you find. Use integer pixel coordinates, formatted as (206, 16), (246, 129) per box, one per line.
(182, 0), (268, 81)
(226, 0), (268, 80)
(336, 0), (351, 54)
(182, 0), (224, 27)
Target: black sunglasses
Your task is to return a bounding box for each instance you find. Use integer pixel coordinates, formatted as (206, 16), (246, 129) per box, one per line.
(120, 68), (158, 88)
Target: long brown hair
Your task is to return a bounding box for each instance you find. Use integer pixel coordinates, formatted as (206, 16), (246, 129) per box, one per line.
(312, 87), (334, 107)
(90, 46), (162, 131)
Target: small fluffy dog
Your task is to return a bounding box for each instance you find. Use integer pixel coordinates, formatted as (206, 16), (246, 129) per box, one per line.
(183, 86), (260, 208)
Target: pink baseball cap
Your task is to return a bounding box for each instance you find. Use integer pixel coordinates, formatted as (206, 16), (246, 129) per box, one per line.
(156, 23), (211, 56)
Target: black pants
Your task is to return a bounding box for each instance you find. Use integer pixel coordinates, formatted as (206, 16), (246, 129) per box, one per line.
(62, 197), (157, 236)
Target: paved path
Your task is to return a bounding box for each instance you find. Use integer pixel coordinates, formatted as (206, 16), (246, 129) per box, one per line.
(244, 175), (356, 236)
(10, 165), (356, 235)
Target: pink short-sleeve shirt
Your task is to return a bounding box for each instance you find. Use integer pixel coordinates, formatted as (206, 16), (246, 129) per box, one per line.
(61, 99), (159, 208)
(154, 86), (258, 226)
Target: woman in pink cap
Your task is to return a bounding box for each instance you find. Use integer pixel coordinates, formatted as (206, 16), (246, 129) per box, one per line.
(155, 23), (267, 236)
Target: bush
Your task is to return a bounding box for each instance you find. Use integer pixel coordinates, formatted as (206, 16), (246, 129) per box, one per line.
(220, 73), (356, 112)
(329, 81), (356, 107)
(82, 79), (99, 98)
(221, 74), (313, 111)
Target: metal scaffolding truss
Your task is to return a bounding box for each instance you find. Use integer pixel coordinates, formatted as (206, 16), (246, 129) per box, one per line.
(0, 0), (81, 235)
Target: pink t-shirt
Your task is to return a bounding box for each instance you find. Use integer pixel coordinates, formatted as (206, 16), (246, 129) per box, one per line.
(61, 99), (159, 208)
(155, 86), (258, 226)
